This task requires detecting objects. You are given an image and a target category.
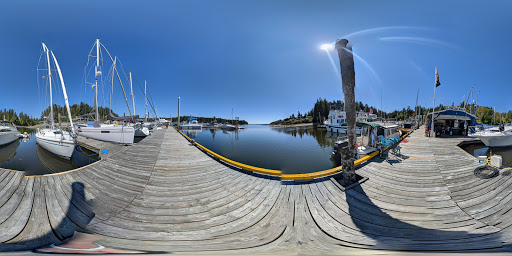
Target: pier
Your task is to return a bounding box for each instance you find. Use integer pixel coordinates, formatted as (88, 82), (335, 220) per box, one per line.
(1, 127), (512, 254)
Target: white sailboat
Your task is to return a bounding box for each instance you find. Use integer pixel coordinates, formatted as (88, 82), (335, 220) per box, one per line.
(35, 43), (76, 159)
(129, 72), (150, 137)
(221, 109), (239, 131)
(77, 39), (135, 144)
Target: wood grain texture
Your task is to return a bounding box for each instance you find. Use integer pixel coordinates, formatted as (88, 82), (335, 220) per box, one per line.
(0, 127), (511, 254)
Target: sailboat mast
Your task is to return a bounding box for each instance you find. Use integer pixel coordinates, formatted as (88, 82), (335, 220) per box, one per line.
(95, 39), (100, 121)
(130, 72), (135, 120)
(110, 57), (116, 118)
(50, 51), (75, 135)
(43, 43), (55, 129)
(144, 80), (147, 122)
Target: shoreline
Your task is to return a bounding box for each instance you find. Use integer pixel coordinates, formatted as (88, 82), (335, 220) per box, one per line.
(264, 123), (323, 128)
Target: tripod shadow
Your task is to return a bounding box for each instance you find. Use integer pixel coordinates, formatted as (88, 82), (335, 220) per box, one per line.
(0, 182), (94, 252)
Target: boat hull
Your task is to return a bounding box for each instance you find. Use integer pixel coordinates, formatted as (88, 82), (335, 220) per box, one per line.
(0, 131), (20, 146)
(36, 131), (75, 159)
(471, 133), (512, 147)
(135, 127), (150, 137)
(325, 124), (362, 135)
(78, 125), (135, 144)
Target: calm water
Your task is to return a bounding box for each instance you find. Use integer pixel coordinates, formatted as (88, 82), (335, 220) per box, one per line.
(182, 125), (344, 174)
(461, 142), (512, 167)
(0, 128), (98, 176)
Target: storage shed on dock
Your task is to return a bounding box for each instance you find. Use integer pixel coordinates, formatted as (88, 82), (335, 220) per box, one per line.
(426, 106), (477, 136)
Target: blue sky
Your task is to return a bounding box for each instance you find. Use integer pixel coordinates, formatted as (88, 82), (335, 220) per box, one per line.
(1, 0), (511, 124)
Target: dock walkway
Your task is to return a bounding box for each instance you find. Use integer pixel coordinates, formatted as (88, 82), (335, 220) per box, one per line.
(1, 128), (512, 254)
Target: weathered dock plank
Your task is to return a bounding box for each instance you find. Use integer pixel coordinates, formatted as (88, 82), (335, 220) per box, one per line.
(1, 126), (511, 254)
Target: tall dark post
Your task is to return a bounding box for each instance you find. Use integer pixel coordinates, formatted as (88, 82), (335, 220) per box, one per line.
(335, 39), (357, 185)
(178, 97), (181, 129)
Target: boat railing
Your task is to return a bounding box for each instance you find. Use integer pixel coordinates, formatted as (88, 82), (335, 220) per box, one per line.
(468, 125), (486, 134)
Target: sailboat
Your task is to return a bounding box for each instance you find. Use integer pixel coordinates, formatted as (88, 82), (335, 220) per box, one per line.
(221, 108), (238, 131)
(129, 73), (150, 137)
(76, 39), (135, 144)
(35, 43), (76, 159)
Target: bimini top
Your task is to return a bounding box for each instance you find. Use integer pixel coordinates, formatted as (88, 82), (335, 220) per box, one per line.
(340, 121), (390, 129)
(356, 121), (381, 128)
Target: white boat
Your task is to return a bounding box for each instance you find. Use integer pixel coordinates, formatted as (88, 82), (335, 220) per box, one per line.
(35, 43), (76, 159)
(77, 123), (135, 144)
(77, 39), (135, 144)
(324, 104), (363, 135)
(221, 124), (236, 130)
(134, 123), (150, 137)
(469, 124), (512, 147)
(332, 121), (402, 165)
(181, 118), (202, 130)
(355, 121), (401, 159)
(0, 122), (20, 146)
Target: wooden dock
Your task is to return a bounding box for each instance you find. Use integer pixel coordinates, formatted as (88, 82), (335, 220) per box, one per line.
(1, 127), (512, 254)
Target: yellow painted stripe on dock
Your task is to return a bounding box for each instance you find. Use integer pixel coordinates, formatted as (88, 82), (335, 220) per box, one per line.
(176, 128), (414, 181)
(177, 130), (282, 176)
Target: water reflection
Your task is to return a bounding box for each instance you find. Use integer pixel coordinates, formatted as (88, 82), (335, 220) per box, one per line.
(37, 145), (76, 173)
(462, 142), (512, 167)
(271, 126), (345, 149)
(0, 128), (97, 176)
(185, 125), (344, 174)
(0, 139), (20, 164)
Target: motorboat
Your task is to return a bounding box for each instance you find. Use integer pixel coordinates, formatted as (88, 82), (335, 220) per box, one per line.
(77, 39), (135, 144)
(35, 43), (77, 159)
(134, 123), (150, 137)
(0, 122), (20, 146)
(469, 124), (512, 147)
(332, 121), (402, 165)
(221, 124), (237, 131)
(324, 104), (364, 135)
(181, 118), (202, 130)
(206, 119), (220, 128)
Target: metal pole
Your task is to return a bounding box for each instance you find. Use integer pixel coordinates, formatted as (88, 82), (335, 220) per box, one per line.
(431, 68), (437, 137)
(95, 39), (100, 121)
(129, 72), (135, 120)
(145, 81), (147, 122)
(178, 97), (181, 129)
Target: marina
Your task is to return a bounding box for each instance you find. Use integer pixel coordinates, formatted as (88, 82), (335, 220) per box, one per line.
(2, 127), (512, 254)
(2, 1), (512, 254)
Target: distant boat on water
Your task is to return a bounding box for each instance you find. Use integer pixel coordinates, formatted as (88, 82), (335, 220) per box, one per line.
(181, 118), (202, 130)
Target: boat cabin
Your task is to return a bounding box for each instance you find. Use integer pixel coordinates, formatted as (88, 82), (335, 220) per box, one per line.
(426, 106), (477, 136)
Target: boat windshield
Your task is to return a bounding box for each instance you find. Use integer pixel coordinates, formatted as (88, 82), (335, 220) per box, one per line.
(0, 122), (14, 127)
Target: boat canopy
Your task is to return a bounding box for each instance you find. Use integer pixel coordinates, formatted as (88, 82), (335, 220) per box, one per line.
(339, 122), (382, 128)
(427, 107), (477, 127)
(356, 121), (381, 128)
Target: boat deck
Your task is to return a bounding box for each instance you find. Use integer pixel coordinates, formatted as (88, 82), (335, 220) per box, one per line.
(1, 127), (512, 254)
